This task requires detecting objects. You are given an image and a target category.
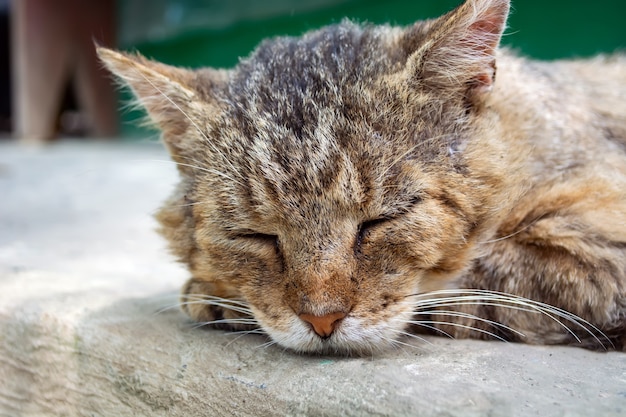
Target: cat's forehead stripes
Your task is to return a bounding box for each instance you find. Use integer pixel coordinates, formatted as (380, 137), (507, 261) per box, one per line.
(226, 21), (399, 139)
(205, 23), (403, 224)
(245, 120), (367, 224)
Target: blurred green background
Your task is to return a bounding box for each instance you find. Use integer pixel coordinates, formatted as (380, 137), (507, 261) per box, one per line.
(118, 0), (625, 136)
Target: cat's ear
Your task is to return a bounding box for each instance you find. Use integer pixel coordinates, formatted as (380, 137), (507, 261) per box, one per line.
(97, 47), (228, 171)
(97, 47), (198, 136)
(404, 0), (509, 99)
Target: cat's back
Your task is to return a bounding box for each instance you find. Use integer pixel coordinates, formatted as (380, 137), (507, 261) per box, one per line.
(548, 54), (626, 130)
(553, 54), (626, 89)
(491, 51), (626, 162)
(557, 54), (626, 148)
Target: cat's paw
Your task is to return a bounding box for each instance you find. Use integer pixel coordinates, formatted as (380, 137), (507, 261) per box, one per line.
(180, 278), (258, 330)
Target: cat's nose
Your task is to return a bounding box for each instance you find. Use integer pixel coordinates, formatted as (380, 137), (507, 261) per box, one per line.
(299, 311), (346, 338)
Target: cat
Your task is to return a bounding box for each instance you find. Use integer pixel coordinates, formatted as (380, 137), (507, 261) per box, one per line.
(98, 0), (626, 355)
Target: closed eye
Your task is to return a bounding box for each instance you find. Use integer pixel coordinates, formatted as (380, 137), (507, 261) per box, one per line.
(236, 232), (279, 245)
(355, 195), (423, 248)
(356, 217), (389, 248)
(234, 231), (280, 253)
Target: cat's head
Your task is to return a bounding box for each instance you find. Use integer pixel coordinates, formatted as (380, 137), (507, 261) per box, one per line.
(99, 0), (517, 354)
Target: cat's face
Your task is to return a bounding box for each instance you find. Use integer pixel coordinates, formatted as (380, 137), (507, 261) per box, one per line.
(100, 0), (513, 354)
(178, 105), (484, 354)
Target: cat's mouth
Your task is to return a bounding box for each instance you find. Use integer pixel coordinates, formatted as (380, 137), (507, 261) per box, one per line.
(247, 301), (419, 355)
(177, 278), (423, 355)
(179, 289), (616, 355)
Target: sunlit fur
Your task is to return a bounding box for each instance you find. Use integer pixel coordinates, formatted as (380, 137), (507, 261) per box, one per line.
(99, 0), (626, 355)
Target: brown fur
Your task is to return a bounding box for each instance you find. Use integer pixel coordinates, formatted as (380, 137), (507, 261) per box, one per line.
(98, 0), (626, 354)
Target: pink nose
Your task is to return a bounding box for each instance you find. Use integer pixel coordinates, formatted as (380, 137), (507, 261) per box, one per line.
(299, 311), (347, 338)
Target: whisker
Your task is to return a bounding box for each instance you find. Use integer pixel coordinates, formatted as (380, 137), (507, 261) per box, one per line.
(388, 328), (435, 346)
(154, 304), (182, 315)
(174, 301), (254, 316)
(227, 329), (266, 335)
(191, 318), (258, 329)
(224, 329), (265, 347)
(157, 294), (254, 317)
(256, 339), (278, 350)
(410, 289), (612, 349)
(179, 297), (253, 308)
(478, 215), (545, 244)
(406, 320), (510, 343)
(410, 310), (526, 338)
(411, 300), (539, 315)
(438, 300), (584, 344)
(384, 335), (421, 350)
(181, 293), (252, 307)
(406, 321), (455, 339)
(180, 293), (252, 308)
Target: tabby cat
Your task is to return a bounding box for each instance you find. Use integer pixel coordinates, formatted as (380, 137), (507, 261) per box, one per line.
(99, 0), (626, 355)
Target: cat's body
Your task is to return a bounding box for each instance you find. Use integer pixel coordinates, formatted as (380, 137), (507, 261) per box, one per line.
(438, 51), (626, 347)
(99, 0), (626, 354)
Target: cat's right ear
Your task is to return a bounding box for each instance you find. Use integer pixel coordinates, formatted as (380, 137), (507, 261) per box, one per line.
(97, 48), (225, 165)
(97, 48), (197, 136)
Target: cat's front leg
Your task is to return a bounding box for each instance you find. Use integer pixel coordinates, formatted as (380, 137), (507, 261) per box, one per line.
(427, 209), (626, 351)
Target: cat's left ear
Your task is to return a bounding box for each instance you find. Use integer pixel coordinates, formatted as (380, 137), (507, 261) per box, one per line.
(404, 0), (509, 99)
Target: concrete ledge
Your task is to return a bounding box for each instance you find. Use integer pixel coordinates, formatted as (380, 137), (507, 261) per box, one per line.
(1, 142), (625, 417)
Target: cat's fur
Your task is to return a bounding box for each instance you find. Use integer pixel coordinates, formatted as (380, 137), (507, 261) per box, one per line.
(98, 0), (626, 355)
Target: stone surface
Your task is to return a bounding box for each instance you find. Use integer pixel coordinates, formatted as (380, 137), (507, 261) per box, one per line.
(1, 141), (625, 417)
